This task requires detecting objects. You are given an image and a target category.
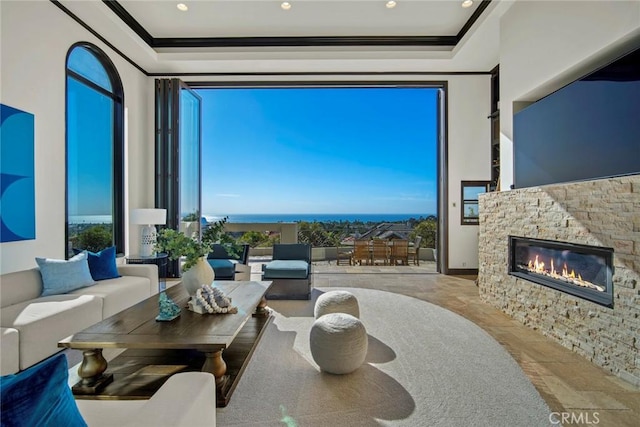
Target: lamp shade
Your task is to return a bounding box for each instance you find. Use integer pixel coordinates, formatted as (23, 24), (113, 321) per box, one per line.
(131, 208), (166, 225)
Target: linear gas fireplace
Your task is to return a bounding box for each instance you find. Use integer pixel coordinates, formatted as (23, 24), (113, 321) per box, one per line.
(509, 236), (614, 308)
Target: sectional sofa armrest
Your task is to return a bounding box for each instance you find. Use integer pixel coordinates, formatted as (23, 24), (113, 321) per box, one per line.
(123, 372), (216, 427)
(116, 264), (159, 295)
(0, 327), (20, 375)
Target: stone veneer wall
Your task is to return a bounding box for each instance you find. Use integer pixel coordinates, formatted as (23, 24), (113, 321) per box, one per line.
(478, 175), (640, 386)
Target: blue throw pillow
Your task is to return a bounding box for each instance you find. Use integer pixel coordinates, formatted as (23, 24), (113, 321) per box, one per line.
(87, 246), (121, 281)
(0, 353), (88, 427)
(36, 252), (96, 296)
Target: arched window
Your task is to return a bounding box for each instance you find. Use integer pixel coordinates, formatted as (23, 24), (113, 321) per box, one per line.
(65, 43), (124, 257)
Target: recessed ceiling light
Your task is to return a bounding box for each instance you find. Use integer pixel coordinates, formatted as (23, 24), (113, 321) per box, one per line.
(176, 3), (188, 12)
(386, 1), (397, 9)
(281, 2), (292, 10)
(461, 0), (474, 8)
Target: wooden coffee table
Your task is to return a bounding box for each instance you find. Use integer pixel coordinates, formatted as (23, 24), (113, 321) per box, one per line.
(59, 280), (272, 406)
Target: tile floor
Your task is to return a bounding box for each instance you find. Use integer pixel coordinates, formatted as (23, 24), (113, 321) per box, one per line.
(249, 261), (640, 426)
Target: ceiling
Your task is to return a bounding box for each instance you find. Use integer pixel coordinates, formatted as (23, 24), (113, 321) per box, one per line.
(56, 0), (514, 75)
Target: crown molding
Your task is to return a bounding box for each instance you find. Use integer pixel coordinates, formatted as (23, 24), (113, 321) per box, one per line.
(102, 0), (492, 49)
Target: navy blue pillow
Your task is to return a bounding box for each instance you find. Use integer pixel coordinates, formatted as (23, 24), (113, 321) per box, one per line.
(87, 246), (121, 281)
(0, 353), (87, 427)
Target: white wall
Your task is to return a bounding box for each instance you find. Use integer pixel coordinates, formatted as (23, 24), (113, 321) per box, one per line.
(499, 0), (640, 190)
(0, 1), (153, 273)
(446, 75), (492, 269)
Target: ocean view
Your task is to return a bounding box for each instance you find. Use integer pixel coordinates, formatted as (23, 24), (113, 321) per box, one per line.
(69, 215), (112, 224)
(203, 213), (434, 224)
(70, 213), (436, 225)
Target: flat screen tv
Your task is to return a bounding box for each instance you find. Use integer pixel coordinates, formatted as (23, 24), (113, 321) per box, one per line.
(513, 46), (640, 189)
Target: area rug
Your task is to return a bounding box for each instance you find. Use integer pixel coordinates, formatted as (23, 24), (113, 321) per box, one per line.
(217, 287), (550, 426)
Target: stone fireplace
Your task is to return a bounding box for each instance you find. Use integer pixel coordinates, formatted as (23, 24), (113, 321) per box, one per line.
(478, 175), (639, 386)
(509, 236), (614, 308)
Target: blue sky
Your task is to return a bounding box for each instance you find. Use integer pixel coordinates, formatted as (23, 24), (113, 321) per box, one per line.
(199, 87), (438, 215)
(68, 77), (113, 216)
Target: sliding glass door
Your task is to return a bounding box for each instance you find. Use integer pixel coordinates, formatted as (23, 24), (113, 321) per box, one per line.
(179, 86), (202, 240)
(155, 79), (202, 276)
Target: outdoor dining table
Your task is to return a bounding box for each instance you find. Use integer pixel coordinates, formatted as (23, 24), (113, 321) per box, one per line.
(348, 239), (412, 265)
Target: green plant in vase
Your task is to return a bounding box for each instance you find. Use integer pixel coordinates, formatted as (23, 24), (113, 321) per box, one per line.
(155, 229), (213, 296)
(155, 217), (241, 296)
(202, 216), (241, 257)
(155, 228), (212, 271)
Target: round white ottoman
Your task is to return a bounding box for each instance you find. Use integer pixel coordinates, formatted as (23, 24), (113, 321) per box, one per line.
(314, 290), (360, 319)
(310, 313), (368, 375)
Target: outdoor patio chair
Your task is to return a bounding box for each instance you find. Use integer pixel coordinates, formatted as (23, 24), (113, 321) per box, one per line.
(352, 240), (371, 265)
(371, 239), (389, 265)
(407, 236), (422, 266)
(336, 246), (352, 266)
(207, 244), (250, 281)
(390, 239), (409, 265)
(262, 243), (312, 300)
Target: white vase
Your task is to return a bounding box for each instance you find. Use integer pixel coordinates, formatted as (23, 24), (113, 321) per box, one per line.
(181, 256), (214, 295)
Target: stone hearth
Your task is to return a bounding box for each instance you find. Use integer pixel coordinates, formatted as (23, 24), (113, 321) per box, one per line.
(478, 175), (639, 386)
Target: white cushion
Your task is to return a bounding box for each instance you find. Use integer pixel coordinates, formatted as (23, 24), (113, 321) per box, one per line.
(70, 275), (151, 318)
(116, 264), (159, 295)
(0, 269), (44, 308)
(0, 295), (102, 370)
(0, 327), (19, 375)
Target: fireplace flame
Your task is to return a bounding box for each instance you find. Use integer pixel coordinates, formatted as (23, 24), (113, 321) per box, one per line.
(519, 256), (604, 292)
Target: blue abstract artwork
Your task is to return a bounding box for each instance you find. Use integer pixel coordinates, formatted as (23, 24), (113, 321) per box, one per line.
(1, 104), (35, 242)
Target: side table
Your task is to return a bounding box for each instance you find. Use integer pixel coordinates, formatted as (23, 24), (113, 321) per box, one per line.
(126, 253), (169, 291)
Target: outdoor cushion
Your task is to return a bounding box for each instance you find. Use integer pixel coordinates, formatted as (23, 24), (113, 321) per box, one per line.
(273, 244), (311, 262)
(263, 260), (309, 279)
(207, 259), (236, 279)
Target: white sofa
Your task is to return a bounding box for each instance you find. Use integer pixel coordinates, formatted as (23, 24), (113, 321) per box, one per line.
(0, 264), (158, 375)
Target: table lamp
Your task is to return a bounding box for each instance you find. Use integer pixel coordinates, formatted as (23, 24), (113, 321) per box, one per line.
(131, 208), (167, 257)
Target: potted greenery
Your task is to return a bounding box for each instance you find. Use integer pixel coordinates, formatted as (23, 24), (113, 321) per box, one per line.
(155, 216), (238, 295)
(155, 228), (213, 295)
(202, 216), (241, 257)
(155, 228), (211, 270)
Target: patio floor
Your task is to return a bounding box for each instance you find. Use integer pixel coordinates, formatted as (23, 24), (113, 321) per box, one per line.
(248, 259), (640, 426)
(249, 257), (437, 276)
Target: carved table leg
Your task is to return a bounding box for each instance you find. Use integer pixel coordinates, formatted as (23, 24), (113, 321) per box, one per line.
(72, 348), (113, 394)
(203, 349), (228, 387)
(203, 349), (230, 406)
(254, 296), (270, 317)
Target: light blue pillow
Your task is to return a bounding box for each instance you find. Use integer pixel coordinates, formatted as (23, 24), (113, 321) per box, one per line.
(36, 252), (96, 296)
